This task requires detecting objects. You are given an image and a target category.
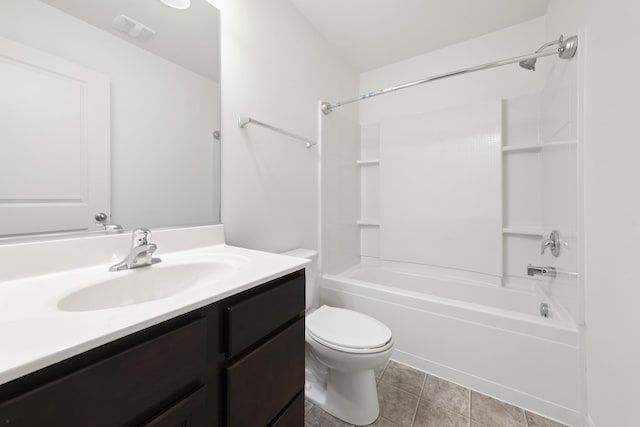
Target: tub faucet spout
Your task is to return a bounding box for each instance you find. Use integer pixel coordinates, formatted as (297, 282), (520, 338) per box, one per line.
(527, 264), (556, 278)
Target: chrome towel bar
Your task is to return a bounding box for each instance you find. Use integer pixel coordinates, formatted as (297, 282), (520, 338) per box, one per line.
(238, 116), (316, 148)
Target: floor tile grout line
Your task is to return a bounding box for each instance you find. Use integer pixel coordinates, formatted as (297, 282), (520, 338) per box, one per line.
(419, 374), (473, 421)
(409, 373), (427, 426)
(304, 406), (312, 417)
(378, 362), (424, 398)
(377, 360), (390, 385)
(380, 382), (422, 426)
(379, 415), (400, 427)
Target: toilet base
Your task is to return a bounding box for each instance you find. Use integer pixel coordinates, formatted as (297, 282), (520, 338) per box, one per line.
(305, 368), (380, 426)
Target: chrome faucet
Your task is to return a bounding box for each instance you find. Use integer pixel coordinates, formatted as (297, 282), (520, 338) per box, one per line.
(109, 228), (162, 272)
(527, 264), (556, 278)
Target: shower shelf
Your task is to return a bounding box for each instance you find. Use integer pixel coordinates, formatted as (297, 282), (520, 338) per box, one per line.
(542, 140), (577, 148)
(502, 144), (540, 152)
(357, 219), (380, 226)
(502, 227), (544, 236)
(502, 140), (577, 153)
(356, 159), (380, 165)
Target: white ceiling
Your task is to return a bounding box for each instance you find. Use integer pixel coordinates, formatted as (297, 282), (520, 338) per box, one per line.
(41, 0), (220, 82)
(290, 0), (549, 72)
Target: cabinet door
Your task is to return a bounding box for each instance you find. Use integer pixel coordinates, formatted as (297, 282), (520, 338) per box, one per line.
(142, 386), (206, 427)
(272, 392), (305, 427)
(225, 318), (304, 427)
(0, 318), (207, 427)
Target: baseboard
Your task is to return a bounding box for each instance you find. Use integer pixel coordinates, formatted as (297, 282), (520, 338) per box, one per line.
(391, 349), (584, 427)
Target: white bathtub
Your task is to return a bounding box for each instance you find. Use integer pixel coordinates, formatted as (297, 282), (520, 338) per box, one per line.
(320, 261), (582, 426)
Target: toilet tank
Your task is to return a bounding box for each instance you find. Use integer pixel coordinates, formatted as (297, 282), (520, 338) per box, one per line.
(280, 248), (318, 310)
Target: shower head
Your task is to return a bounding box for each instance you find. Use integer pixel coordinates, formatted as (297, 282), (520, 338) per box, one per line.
(518, 35), (578, 71)
(519, 58), (537, 71)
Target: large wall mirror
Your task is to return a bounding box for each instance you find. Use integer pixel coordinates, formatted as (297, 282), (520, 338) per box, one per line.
(0, 0), (220, 238)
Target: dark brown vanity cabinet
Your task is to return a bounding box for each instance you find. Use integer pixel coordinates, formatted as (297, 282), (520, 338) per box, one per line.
(0, 269), (305, 427)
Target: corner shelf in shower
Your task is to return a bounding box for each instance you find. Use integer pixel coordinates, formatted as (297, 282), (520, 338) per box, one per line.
(502, 227), (544, 236)
(501, 140), (577, 153)
(357, 219), (380, 226)
(356, 159), (380, 165)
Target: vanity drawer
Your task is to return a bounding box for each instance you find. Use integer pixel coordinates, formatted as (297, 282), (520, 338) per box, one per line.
(225, 270), (304, 358)
(272, 392), (305, 427)
(142, 386), (206, 427)
(0, 317), (207, 427)
(225, 317), (305, 427)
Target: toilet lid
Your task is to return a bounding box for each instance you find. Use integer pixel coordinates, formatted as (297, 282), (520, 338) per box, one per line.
(306, 306), (392, 350)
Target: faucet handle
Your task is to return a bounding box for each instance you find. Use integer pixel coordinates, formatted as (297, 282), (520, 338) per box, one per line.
(132, 228), (152, 247)
(541, 230), (561, 257)
(541, 239), (555, 255)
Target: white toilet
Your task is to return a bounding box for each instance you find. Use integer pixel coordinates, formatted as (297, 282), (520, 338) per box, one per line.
(281, 249), (394, 426)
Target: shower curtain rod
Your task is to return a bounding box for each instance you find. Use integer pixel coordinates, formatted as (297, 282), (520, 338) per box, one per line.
(321, 35), (578, 115)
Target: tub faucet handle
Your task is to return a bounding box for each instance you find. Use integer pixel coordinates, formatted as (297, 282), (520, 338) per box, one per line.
(541, 230), (561, 257)
(541, 239), (555, 254)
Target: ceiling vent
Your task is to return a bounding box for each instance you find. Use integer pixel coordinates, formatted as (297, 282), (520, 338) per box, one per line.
(111, 15), (156, 42)
(158, 0), (191, 9)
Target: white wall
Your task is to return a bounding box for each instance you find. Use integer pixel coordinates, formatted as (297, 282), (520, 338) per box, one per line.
(583, 0), (640, 425)
(207, 0), (359, 253)
(359, 18), (548, 287)
(0, 0), (220, 230)
(359, 18), (545, 125)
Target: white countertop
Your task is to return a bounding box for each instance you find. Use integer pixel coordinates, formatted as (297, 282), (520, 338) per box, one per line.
(0, 226), (309, 386)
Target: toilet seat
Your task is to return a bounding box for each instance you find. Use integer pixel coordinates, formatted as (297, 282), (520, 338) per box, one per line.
(307, 331), (394, 354)
(306, 306), (393, 354)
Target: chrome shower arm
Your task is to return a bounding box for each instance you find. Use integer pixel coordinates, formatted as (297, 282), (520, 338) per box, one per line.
(535, 36), (565, 53)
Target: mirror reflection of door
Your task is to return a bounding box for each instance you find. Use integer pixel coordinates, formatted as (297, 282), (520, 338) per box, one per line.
(0, 37), (110, 236)
(0, 0), (221, 237)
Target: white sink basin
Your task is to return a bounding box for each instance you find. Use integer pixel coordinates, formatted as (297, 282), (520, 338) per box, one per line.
(58, 261), (236, 312)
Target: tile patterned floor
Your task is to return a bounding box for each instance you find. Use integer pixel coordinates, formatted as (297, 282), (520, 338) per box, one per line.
(304, 360), (569, 427)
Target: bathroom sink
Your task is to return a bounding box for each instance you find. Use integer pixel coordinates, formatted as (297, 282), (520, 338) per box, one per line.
(57, 261), (236, 312)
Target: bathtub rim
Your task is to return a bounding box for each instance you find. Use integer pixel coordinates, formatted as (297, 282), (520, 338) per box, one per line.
(337, 260), (577, 327)
(321, 272), (579, 346)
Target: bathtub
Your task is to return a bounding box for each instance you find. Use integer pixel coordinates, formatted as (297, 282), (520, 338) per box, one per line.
(320, 261), (582, 426)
